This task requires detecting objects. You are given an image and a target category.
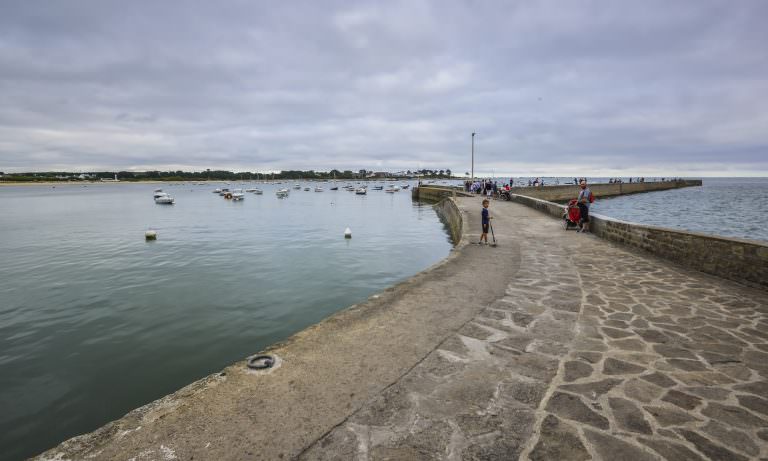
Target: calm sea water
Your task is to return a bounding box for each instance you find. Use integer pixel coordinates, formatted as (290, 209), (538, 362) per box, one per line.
(591, 177), (768, 242)
(0, 182), (452, 461)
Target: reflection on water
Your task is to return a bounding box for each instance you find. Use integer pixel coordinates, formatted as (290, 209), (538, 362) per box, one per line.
(0, 182), (451, 460)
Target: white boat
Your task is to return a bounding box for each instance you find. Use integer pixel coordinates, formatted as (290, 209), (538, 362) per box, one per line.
(393, 185), (401, 191)
(276, 188), (289, 198)
(245, 188), (258, 192)
(385, 188), (397, 193)
(372, 185), (383, 190)
(400, 184), (410, 189)
(232, 189), (245, 201)
(213, 188), (222, 193)
(154, 192), (175, 204)
(293, 184), (301, 189)
(355, 187), (367, 195)
(315, 186), (323, 192)
(153, 189), (165, 198)
(252, 188), (263, 195)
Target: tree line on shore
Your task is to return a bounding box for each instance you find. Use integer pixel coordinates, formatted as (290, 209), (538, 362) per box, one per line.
(1, 168), (454, 182)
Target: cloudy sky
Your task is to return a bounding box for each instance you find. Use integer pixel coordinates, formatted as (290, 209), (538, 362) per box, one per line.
(1, 0), (766, 176)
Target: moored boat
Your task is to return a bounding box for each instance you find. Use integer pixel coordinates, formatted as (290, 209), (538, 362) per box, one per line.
(154, 192), (175, 204)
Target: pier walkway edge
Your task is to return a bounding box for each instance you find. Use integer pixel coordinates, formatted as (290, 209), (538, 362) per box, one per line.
(37, 194), (768, 460)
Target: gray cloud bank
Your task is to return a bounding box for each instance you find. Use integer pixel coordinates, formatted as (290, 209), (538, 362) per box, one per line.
(1, 0), (766, 176)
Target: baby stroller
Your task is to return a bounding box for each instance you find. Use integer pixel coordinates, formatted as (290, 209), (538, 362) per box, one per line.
(564, 199), (581, 230)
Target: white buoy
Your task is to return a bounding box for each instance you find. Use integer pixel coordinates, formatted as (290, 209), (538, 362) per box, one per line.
(344, 227), (352, 239)
(145, 230), (157, 240)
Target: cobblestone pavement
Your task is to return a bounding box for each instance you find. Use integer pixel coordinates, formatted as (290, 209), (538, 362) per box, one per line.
(302, 198), (768, 460)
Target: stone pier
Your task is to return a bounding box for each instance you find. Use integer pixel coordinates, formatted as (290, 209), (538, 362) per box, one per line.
(37, 197), (768, 460)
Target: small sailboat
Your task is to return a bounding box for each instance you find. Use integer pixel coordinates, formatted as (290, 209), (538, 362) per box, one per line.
(153, 189), (165, 198)
(252, 188), (263, 195)
(315, 186), (323, 192)
(276, 188), (289, 198)
(355, 187), (367, 195)
(232, 189), (245, 201)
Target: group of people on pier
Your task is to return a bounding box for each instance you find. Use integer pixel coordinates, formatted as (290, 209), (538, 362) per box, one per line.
(609, 177), (645, 183)
(477, 179), (594, 245)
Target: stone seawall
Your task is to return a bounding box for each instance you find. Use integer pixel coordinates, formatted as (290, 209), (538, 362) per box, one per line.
(411, 185), (472, 202)
(510, 194), (768, 289)
(433, 197), (464, 245)
(509, 179), (701, 202)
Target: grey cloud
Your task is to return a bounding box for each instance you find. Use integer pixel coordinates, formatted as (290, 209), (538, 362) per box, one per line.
(0, 0), (766, 175)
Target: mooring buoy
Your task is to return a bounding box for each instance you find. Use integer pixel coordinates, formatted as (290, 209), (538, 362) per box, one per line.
(145, 230), (157, 240)
(344, 227), (352, 238)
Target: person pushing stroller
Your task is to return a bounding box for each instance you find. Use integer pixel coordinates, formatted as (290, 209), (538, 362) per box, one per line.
(577, 180), (594, 233)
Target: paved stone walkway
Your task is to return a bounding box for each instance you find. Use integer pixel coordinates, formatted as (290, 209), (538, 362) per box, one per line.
(302, 198), (768, 460)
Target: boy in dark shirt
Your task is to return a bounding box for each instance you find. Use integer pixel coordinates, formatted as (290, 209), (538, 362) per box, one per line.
(480, 199), (491, 244)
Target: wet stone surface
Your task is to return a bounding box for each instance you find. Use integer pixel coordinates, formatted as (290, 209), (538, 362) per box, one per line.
(302, 199), (768, 460)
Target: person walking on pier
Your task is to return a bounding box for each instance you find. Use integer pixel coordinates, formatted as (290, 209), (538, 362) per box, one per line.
(479, 199), (492, 244)
(577, 180), (594, 233)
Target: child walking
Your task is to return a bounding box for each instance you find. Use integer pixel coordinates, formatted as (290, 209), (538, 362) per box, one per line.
(480, 199), (492, 244)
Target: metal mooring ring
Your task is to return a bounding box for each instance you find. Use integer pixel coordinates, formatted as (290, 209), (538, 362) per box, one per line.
(247, 355), (275, 370)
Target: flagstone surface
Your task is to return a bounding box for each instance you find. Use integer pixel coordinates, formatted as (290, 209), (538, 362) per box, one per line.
(302, 198), (768, 460)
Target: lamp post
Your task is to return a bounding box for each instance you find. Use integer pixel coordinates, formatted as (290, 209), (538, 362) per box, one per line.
(471, 132), (475, 182)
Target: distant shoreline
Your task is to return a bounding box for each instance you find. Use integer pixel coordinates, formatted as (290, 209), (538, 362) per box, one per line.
(0, 178), (440, 187)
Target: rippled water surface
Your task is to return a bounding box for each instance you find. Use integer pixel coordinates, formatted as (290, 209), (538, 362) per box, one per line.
(591, 178), (768, 242)
(0, 182), (452, 460)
